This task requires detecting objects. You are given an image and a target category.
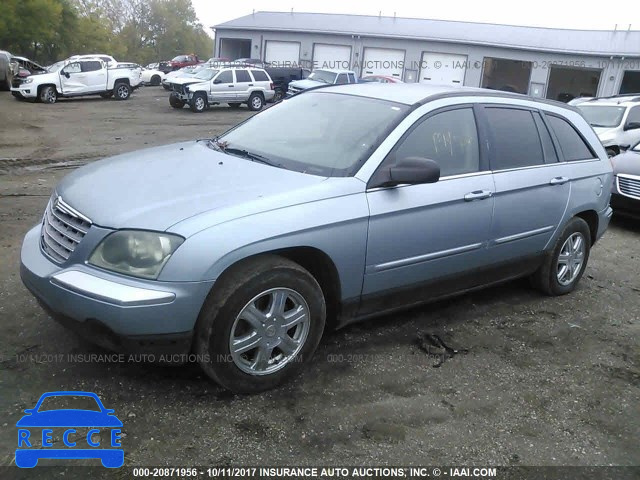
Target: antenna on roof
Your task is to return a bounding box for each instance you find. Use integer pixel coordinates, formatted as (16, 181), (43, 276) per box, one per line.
(290, 8), (293, 14)
(628, 24), (632, 32)
(252, 9), (255, 15)
(614, 24), (617, 31)
(394, 12), (396, 20)
(379, 11), (382, 18)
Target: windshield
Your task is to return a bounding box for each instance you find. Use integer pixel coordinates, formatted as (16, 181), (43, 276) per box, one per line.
(48, 62), (64, 72)
(308, 70), (337, 84)
(578, 105), (626, 128)
(217, 92), (409, 177)
(38, 395), (101, 412)
(194, 68), (218, 81)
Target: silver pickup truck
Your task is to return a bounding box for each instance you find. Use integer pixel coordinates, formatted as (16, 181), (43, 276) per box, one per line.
(11, 58), (142, 103)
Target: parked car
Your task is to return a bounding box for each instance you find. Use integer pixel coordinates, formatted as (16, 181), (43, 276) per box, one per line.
(11, 58), (141, 103)
(20, 84), (613, 393)
(141, 67), (165, 86)
(0, 50), (13, 90)
(286, 68), (357, 96)
(610, 141), (640, 218)
(159, 54), (201, 73)
(204, 57), (230, 67)
(577, 95), (640, 156)
(361, 75), (404, 84)
(264, 66), (310, 102)
(168, 66), (274, 112)
(161, 64), (205, 90)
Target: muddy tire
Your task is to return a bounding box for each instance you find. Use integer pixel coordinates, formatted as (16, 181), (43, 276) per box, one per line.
(195, 255), (326, 394)
(150, 75), (161, 86)
(531, 217), (591, 296)
(247, 92), (264, 111)
(114, 82), (131, 100)
(190, 92), (207, 113)
(39, 86), (57, 104)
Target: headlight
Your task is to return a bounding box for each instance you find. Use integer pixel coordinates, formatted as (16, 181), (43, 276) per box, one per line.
(88, 230), (184, 279)
(23, 77), (34, 84)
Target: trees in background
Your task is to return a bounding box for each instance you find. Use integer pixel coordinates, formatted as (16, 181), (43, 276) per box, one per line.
(0, 0), (212, 65)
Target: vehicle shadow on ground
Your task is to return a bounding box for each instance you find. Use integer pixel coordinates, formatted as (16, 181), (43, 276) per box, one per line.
(60, 277), (536, 399)
(611, 215), (640, 232)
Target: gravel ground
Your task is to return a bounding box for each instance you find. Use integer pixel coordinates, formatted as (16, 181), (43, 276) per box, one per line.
(0, 87), (638, 478)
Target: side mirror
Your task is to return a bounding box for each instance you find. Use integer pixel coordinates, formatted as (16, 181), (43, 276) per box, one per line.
(624, 121), (640, 131)
(62, 71), (70, 78)
(371, 157), (440, 188)
(620, 144), (631, 151)
(213, 79), (221, 84)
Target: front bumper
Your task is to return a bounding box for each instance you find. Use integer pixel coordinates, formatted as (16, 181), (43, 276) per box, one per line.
(611, 193), (640, 219)
(20, 225), (214, 353)
(10, 84), (37, 99)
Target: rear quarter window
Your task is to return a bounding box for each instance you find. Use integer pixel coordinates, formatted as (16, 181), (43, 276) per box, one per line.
(250, 70), (269, 82)
(235, 70), (251, 83)
(546, 114), (596, 161)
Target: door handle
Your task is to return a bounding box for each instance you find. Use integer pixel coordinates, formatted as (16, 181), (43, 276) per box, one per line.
(228, 85), (234, 87)
(549, 176), (569, 185)
(464, 190), (493, 201)
(248, 83), (254, 86)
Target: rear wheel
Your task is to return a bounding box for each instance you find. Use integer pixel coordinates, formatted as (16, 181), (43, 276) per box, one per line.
(531, 217), (591, 296)
(247, 92), (265, 111)
(150, 74), (161, 86)
(114, 82), (131, 100)
(195, 255), (326, 393)
(190, 92), (207, 113)
(39, 86), (57, 104)
(169, 92), (185, 109)
(272, 88), (284, 102)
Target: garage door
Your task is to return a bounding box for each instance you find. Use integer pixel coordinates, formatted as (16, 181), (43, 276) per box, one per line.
(313, 44), (352, 70)
(420, 52), (467, 86)
(264, 41), (300, 66)
(362, 48), (405, 79)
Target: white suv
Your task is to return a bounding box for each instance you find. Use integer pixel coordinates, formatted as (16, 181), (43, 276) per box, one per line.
(577, 95), (640, 156)
(169, 66), (274, 113)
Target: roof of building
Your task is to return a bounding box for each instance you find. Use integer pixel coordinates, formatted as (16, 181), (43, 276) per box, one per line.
(214, 11), (640, 57)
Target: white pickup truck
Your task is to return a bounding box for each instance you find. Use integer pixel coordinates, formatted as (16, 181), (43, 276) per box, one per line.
(11, 58), (142, 103)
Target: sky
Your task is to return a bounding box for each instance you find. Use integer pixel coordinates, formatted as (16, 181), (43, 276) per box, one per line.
(191, 0), (638, 35)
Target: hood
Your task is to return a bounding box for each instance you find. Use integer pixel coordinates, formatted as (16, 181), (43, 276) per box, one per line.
(289, 78), (326, 90)
(55, 141), (329, 233)
(170, 76), (202, 86)
(28, 71), (58, 83)
(612, 150), (640, 176)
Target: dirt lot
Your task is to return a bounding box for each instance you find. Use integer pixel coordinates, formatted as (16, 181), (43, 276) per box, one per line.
(0, 87), (638, 478)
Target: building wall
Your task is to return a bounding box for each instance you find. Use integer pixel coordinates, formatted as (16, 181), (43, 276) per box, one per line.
(214, 28), (639, 97)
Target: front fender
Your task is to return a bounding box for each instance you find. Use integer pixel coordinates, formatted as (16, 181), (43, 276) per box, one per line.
(158, 192), (370, 302)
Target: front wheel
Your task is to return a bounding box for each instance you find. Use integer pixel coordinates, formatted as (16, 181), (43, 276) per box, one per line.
(195, 255), (326, 393)
(39, 86), (57, 104)
(531, 217), (591, 296)
(114, 82), (131, 100)
(150, 75), (161, 86)
(247, 92), (265, 111)
(190, 93), (207, 113)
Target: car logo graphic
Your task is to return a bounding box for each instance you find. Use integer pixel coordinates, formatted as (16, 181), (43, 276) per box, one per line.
(16, 391), (124, 468)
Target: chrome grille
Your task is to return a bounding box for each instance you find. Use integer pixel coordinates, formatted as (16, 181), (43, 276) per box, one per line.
(618, 175), (640, 200)
(40, 195), (92, 263)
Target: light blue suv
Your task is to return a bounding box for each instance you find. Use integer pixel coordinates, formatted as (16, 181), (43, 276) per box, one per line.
(20, 83), (613, 393)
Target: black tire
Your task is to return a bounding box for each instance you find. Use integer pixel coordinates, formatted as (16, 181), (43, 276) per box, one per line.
(39, 86), (57, 104)
(100, 92), (113, 99)
(190, 92), (207, 113)
(605, 147), (618, 158)
(194, 255), (326, 394)
(169, 92), (185, 109)
(247, 92), (265, 111)
(114, 82), (131, 100)
(151, 75), (161, 86)
(228, 102), (241, 108)
(530, 217), (591, 296)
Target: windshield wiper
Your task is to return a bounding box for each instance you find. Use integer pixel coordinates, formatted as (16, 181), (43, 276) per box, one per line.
(207, 139), (281, 168)
(590, 123), (611, 128)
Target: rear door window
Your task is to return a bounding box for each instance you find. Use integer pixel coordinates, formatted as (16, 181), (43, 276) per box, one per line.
(484, 107), (544, 170)
(81, 61), (102, 72)
(546, 114), (595, 161)
(336, 73), (348, 85)
(235, 70), (251, 83)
